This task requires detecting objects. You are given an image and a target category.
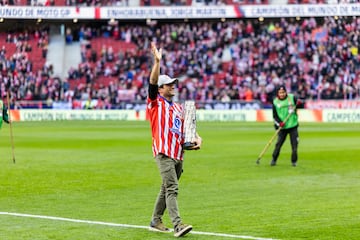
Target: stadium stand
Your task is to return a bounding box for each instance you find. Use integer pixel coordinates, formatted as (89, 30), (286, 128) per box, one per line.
(0, 4), (359, 109)
(58, 16), (359, 109)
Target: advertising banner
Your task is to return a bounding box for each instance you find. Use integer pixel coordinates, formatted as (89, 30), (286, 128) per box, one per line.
(323, 109), (360, 123)
(239, 4), (360, 18)
(17, 109), (144, 121)
(0, 6), (93, 19)
(10, 109), (360, 123)
(2, 4), (359, 20)
(99, 6), (239, 19)
(305, 100), (360, 109)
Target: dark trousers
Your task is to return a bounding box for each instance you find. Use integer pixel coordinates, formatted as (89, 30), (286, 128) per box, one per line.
(272, 127), (299, 163)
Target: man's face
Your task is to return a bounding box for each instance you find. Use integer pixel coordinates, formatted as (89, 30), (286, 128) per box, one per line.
(277, 88), (287, 100)
(159, 82), (176, 100)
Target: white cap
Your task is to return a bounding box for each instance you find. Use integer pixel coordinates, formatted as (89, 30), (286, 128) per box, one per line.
(158, 75), (178, 87)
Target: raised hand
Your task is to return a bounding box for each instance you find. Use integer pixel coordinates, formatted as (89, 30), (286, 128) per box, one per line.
(151, 42), (162, 63)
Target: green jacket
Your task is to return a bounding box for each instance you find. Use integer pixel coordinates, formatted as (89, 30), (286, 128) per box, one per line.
(272, 93), (298, 130)
(0, 100), (10, 129)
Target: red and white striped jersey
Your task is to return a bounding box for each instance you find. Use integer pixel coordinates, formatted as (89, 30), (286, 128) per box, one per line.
(147, 95), (185, 160)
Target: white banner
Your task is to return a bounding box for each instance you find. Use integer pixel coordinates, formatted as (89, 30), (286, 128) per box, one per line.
(1, 5), (360, 19)
(323, 109), (360, 123)
(305, 100), (360, 109)
(100, 6), (237, 19)
(19, 109), (144, 121)
(240, 4), (360, 18)
(196, 109), (256, 122)
(14, 109), (360, 122)
(0, 6), (93, 19)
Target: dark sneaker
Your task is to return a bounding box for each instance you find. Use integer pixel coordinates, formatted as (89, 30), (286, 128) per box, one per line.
(270, 160), (276, 166)
(149, 220), (170, 233)
(174, 223), (192, 237)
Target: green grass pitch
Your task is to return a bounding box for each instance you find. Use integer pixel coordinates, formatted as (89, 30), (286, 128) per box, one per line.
(0, 121), (359, 240)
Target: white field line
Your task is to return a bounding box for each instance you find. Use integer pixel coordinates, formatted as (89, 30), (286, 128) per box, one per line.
(0, 212), (277, 240)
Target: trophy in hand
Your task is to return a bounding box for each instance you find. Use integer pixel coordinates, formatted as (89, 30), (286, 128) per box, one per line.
(183, 100), (197, 150)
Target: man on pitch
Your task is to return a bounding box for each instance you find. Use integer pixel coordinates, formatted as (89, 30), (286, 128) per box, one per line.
(146, 42), (202, 237)
(271, 84), (302, 167)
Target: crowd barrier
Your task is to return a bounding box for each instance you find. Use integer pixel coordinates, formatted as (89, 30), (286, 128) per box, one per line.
(9, 109), (360, 123)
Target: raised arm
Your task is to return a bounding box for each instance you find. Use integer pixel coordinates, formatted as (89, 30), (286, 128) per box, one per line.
(149, 42), (162, 86)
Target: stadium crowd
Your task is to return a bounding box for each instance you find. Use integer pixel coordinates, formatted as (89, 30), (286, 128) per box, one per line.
(67, 16), (360, 108)
(1, 16), (360, 109)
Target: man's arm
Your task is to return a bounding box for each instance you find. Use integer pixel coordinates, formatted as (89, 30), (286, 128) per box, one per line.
(148, 42), (162, 100)
(294, 96), (304, 108)
(188, 132), (202, 150)
(149, 42), (161, 86)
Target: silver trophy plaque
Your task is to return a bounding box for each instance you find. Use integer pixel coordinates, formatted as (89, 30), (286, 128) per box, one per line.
(183, 100), (197, 150)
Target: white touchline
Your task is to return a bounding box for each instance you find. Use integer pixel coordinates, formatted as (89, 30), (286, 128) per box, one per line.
(0, 212), (277, 240)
